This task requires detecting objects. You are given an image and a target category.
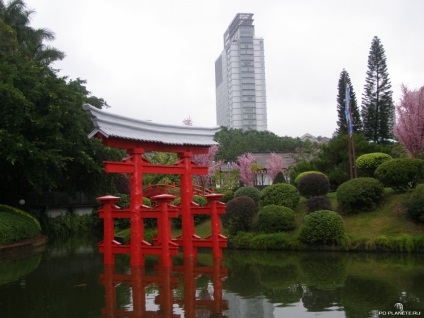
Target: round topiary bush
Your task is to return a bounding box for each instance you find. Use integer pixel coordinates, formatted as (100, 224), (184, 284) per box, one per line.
(256, 205), (296, 233)
(306, 196), (333, 213)
(273, 171), (286, 184)
(299, 210), (345, 245)
(222, 196), (257, 235)
(234, 186), (260, 204)
(336, 177), (384, 214)
(406, 184), (424, 223)
(356, 152), (393, 177)
(374, 158), (424, 192)
(294, 171), (326, 186)
(297, 173), (330, 198)
(259, 183), (300, 209)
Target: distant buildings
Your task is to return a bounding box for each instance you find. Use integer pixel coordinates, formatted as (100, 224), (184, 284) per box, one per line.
(215, 13), (267, 131)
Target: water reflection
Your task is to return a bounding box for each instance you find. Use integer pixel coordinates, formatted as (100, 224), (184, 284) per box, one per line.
(1, 239), (424, 317)
(100, 257), (228, 317)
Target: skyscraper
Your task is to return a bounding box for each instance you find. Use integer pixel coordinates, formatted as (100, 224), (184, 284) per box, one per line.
(215, 13), (267, 131)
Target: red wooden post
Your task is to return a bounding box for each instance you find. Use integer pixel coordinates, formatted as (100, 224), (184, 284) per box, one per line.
(103, 264), (116, 318)
(97, 195), (121, 265)
(129, 148), (144, 266)
(179, 152), (195, 257)
(131, 266), (146, 317)
(152, 194), (177, 267)
(205, 193), (225, 258)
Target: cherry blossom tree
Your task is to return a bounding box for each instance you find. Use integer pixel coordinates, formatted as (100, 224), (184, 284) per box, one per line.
(192, 145), (222, 191)
(232, 153), (256, 186)
(266, 153), (283, 182)
(393, 85), (424, 158)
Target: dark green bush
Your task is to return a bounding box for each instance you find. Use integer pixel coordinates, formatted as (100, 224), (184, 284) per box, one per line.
(234, 186), (260, 204)
(374, 158), (424, 192)
(306, 196), (333, 213)
(297, 173), (330, 198)
(259, 183), (300, 209)
(172, 195), (209, 228)
(294, 171), (326, 186)
(356, 152), (393, 177)
(256, 205), (295, 233)
(336, 178), (384, 214)
(406, 184), (424, 223)
(273, 171), (286, 184)
(222, 196), (257, 236)
(0, 208), (41, 245)
(299, 210), (345, 245)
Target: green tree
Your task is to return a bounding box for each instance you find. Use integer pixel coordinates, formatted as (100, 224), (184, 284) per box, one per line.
(361, 36), (395, 143)
(0, 0), (64, 65)
(0, 1), (122, 204)
(336, 69), (362, 135)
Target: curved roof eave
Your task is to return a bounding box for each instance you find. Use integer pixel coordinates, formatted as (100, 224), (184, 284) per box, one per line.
(83, 104), (220, 147)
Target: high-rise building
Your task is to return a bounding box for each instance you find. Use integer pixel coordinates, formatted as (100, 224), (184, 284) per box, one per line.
(215, 13), (267, 131)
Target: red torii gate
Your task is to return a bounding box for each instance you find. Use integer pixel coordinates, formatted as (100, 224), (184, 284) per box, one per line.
(84, 104), (227, 266)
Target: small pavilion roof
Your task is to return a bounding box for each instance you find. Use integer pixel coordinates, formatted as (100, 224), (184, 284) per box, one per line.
(83, 104), (219, 146)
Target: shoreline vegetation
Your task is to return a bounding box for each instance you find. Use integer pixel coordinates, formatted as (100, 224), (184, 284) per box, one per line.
(1, 188), (423, 253)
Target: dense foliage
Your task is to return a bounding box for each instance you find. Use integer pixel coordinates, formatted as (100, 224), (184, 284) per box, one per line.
(336, 69), (362, 135)
(374, 158), (424, 192)
(0, 0), (123, 205)
(356, 152), (393, 177)
(406, 184), (424, 223)
(336, 177), (384, 214)
(297, 173), (330, 198)
(0, 205), (41, 245)
(299, 210), (345, 245)
(259, 183), (300, 209)
(361, 36), (395, 143)
(223, 196), (257, 236)
(234, 186), (260, 204)
(214, 127), (303, 162)
(255, 205), (295, 233)
(306, 196), (333, 213)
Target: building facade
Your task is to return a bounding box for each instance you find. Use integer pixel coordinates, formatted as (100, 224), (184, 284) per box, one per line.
(215, 13), (267, 131)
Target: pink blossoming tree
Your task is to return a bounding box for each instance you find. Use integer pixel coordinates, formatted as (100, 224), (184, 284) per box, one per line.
(393, 85), (424, 158)
(266, 153), (283, 182)
(232, 153), (256, 186)
(192, 145), (222, 191)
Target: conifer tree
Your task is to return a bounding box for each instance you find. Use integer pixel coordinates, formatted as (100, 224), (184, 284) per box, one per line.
(336, 69), (362, 135)
(361, 36), (395, 143)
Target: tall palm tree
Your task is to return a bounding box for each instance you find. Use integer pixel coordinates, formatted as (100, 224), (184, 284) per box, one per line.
(0, 0), (64, 65)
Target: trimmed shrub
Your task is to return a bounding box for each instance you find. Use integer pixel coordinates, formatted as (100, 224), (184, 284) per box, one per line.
(374, 158), (424, 192)
(256, 205), (295, 233)
(306, 196), (333, 213)
(222, 196), (257, 235)
(294, 171), (326, 186)
(297, 173), (330, 198)
(406, 184), (424, 223)
(299, 210), (345, 245)
(259, 183), (300, 209)
(273, 171), (286, 184)
(336, 177), (384, 214)
(356, 152), (393, 177)
(0, 206), (41, 245)
(234, 186), (260, 204)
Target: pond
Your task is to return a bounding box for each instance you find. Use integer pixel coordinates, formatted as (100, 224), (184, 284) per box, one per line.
(0, 237), (423, 317)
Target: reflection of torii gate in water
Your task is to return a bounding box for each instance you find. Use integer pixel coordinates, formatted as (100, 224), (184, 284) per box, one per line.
(83, 104), (228, 266)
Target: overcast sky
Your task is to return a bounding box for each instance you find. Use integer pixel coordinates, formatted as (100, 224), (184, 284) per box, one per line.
(24, 0), (424, 138)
